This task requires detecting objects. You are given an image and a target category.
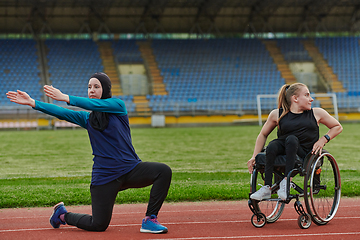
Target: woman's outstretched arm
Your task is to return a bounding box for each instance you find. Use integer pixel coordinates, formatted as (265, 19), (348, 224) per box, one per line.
(7, 89), (88, 128)
(44, 85), (126, 115)
(43, 85), (70, 103)
(6, 90), (36, 107)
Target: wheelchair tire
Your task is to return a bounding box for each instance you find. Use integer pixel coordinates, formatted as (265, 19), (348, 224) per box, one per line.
(251, 213), (267, 228)
(251, 169), (285, 223)
(298, 213), (311, 229)
(303, 151), (341, 225)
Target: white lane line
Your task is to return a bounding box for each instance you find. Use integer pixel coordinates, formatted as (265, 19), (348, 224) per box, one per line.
(148, 232), (360, 240)
(1, 217), (360, 233)
(0, 220), (262, 233)
(1, 204), (359, 220)
(0, 226), (76, 232)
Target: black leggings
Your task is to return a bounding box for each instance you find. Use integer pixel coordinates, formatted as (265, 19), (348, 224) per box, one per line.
(64, 162), (172, 232)
(264, 135), (308, 186)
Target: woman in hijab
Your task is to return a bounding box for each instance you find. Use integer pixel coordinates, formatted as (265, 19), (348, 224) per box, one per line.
(6, 72), (172, 234)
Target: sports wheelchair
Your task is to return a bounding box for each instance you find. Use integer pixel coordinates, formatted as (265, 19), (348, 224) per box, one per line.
(248, 149), (341, 229)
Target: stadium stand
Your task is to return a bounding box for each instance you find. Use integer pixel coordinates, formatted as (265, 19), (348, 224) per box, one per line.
(97, 41), (123, 96)
(137, 41), (168, 96)
(0, 39), (42, 106)
(45, 39), (103, 100)
(45, 39), (135, 112)
(1, 1), (360, 127)
(111, 39), (143, 63)
(263, 40), (297, 85)
(149, 39), (285, 113)
(2, 37), (360, 118)
(276, 38), (312, 62)
(314, 37), (360, 110)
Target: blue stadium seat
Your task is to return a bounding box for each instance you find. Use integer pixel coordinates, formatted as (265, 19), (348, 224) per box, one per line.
(45, 39), (104, 99)
(315, 37), (360, 109)
(150, 39), (285, 111)
(0, 39), (42, 105)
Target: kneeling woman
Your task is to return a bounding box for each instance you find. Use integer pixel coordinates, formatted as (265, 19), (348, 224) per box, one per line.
(7, 72), (172, 234)
(247, 83), (342, 201)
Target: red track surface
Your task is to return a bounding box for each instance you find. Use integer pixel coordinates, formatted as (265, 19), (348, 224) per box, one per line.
(1, 198), (360, 240)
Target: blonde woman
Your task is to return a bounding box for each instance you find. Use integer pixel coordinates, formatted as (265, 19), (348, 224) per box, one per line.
(247, 83), (342, 201)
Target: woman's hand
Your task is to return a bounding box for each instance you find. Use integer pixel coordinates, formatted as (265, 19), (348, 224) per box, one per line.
(6, 90), (35, 107)
(247, 157), (256, 174)
(311, 137), (327, 155)
(43, 85), (69, 103)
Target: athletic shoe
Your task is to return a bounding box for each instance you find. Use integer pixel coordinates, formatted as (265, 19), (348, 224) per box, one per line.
(250, 185), (271, 200)
(140, 215), (168, 234)
(49, 202), (67, 228)
(277, 178), (287, 200)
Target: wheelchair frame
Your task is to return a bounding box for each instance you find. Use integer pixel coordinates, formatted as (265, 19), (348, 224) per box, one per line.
(248, 150), (341, 229)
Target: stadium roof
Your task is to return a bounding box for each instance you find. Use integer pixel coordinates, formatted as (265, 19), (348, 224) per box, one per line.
(1, 0), (360, 35)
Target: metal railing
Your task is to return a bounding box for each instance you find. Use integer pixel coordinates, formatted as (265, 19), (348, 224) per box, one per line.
(1, 96), (360, 130)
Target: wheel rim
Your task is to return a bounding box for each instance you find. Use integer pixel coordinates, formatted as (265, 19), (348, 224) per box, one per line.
(309, 153), (341, 223)
(259, 200), (284, 223)
(298, 214), (311, 229)
(251, 213), (266, 228)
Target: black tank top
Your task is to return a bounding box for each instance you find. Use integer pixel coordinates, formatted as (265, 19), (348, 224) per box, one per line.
(277, 108), (319, 151)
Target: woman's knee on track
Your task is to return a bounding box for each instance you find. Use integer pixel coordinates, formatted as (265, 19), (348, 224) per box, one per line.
(91, 220), (111, 232)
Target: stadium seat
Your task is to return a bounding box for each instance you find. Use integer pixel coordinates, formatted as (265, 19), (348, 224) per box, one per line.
(150, 39), (285, 112)
(0, 39), (42, 106)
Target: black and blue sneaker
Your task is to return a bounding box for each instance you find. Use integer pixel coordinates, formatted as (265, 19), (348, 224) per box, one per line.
(140, 215), (168, 234)
(49, 202), (67, 228)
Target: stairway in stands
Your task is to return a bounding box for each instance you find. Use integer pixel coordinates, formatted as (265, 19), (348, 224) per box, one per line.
(302, 40), (345, 112)
(137, 41), (168, 95)
(133, 95), (151, 115)
(263, 41), (297, 84)
(98, 41), (123, 96)
(302, 40), (345, 93)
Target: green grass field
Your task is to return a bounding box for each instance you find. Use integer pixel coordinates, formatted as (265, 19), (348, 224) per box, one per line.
(0, 123), (359, 208)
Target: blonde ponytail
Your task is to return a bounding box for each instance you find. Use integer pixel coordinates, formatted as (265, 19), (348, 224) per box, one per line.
(277, 83), (307, 126)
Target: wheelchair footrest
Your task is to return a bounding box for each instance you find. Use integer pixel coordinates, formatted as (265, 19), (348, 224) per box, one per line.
(248, 199), (259, 215)
(294, 198), (307, 216)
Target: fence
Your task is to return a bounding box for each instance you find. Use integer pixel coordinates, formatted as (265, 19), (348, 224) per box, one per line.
(0, 97), (359, 130)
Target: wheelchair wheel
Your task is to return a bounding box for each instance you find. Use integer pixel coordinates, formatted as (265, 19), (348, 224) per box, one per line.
(251, 169), (285, 223)
(304, 151), (341, 225)
(297, 213), (311, 229)
(251, 213), (267, 228)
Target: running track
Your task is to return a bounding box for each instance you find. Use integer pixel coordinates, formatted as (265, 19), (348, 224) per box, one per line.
(1, 198), (359, 240)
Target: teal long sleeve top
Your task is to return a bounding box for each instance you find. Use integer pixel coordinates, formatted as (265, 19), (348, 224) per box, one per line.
(34, 96), (141, 185)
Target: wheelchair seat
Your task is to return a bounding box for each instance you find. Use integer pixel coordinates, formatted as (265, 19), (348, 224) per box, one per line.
(254, 151), (303, 169)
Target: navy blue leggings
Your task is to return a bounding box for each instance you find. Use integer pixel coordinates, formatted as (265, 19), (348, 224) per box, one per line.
(264, 135), (308, 186)
(64, 162), (172, 231)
